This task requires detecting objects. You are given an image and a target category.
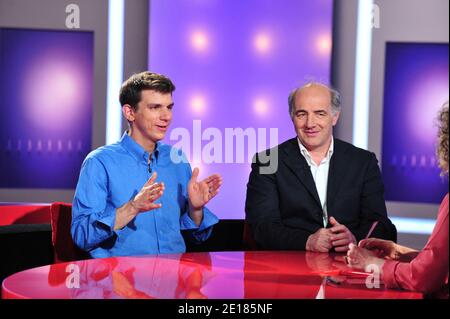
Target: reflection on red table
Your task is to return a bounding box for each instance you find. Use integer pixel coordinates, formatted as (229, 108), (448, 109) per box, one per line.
(2, 251), (422, 299)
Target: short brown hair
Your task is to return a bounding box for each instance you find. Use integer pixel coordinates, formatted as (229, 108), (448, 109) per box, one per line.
(119, 71), (175, 110)
(437, 101), (449, 175)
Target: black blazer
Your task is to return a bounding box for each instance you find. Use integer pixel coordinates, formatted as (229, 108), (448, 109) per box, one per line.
(245, 138), (396, 250)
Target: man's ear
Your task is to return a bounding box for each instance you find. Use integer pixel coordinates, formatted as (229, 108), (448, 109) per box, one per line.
(122, 104), (135, 122)
(332, 111), (340, 126)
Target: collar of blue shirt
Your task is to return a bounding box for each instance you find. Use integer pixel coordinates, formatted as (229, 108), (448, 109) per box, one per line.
(120, 132), (161, 164)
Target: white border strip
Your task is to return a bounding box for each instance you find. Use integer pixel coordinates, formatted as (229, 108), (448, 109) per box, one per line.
(352, 0), (373, 150)
(390, 217), (435, 235)
(106, 0), (125, 144)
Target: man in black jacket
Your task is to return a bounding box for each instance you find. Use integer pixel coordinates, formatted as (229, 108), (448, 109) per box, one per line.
(245, 82), (396, 252)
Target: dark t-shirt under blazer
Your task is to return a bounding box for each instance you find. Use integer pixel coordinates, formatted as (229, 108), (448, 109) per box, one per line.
(245, 137), (396, 250)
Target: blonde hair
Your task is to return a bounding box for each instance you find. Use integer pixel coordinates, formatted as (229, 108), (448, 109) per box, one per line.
(437, 101), (449, 175)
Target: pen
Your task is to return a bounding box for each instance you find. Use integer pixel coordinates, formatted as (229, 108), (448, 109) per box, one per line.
(364, 221), (379, 240)
(325, 276), (342, 286)
(344, 221), (379, 265)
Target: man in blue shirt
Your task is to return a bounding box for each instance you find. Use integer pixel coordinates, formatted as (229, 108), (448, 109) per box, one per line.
(72, 71), (222, 258)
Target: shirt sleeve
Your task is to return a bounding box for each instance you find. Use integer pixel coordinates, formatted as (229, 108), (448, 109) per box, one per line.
(181, 206), (219, 242)
(382, 194), (449, 294)
(71, 156), (118, 251)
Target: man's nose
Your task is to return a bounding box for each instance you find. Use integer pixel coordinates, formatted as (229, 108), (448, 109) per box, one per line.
(305, 116), (315, 128)
(160, 107), (171, 121)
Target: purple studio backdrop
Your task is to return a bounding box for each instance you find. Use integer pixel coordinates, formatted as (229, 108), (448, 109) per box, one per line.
(0, 28), (94, 189)
(382, 42), (449, 204)
(148, 0), (333, 219)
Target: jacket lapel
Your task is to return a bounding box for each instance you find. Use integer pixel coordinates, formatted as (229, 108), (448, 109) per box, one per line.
(282, 138), (322, 207)
(326, 139), (348, 208)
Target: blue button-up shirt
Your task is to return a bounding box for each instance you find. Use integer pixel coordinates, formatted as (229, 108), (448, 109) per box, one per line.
(72, 133), (219, 258)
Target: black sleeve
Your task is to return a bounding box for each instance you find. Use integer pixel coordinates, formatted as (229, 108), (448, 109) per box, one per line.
(350, 153), (397, 242)
(245, 153), (312, 250)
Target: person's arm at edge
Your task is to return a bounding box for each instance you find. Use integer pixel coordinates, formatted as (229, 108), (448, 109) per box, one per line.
(381, 195), (449, 294)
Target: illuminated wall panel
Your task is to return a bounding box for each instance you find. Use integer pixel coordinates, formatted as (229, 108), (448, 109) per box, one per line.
(148, 0), (333, 219)
(382, 42), (449, 204)
(0, 28), (94, 189)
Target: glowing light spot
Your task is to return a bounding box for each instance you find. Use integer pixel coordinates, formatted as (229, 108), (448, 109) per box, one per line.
(254, 33), (271, 54)
(23, 59), (88, 132)
(191, 31), (208, 52)
(407, 79), (448, 144)
(316, 34), (332, 56)
(253, 98), (269, 115)
(191, 95), (206, 113)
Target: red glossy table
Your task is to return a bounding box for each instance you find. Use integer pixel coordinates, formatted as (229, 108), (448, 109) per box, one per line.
(2, 251), (422, 299)
(0, 202), (51, 225)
